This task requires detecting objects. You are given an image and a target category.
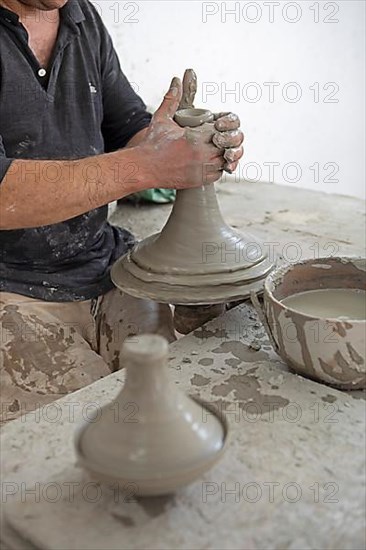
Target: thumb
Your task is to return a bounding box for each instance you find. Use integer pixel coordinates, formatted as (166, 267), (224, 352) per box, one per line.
(154, 77), (182, 120)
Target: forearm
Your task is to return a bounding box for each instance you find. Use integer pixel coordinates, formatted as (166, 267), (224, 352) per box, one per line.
(0, 146), (155, 230)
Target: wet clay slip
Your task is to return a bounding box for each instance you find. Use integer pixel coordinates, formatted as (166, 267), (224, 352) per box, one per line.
(111, 69), (274, 305)
(74, 335), (228, 496)
(281, 289), (365, 321)
(252, 257), (366, 390)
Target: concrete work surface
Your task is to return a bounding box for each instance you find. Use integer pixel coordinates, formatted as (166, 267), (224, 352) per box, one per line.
(1, 182), (365, 550)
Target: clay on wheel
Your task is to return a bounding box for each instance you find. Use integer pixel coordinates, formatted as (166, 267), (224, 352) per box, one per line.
(111, 70), (275, 305)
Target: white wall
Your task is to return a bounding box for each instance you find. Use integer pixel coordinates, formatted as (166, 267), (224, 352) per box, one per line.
(97, 0), (365, 199)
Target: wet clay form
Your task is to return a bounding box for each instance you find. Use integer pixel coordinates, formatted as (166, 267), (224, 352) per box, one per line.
(252, 257), (366, 390)
(111, 69), (274, 306)
(75, 335), (228, 496)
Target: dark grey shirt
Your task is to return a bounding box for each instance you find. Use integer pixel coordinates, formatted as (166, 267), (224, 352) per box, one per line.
(0, 0), (152, 301)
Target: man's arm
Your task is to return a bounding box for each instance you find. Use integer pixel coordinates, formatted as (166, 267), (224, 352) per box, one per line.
(0, 79), (225, 230)
(0, 146), (152, 230)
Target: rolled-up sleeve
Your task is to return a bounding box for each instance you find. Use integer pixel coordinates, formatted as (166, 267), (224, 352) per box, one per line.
(100, 29), (152, 153)
(0, 134), (13, 183)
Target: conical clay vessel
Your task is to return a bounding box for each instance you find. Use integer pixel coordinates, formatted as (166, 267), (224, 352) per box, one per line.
(75, 335), (228, 496)
(112, 71), (274, 305)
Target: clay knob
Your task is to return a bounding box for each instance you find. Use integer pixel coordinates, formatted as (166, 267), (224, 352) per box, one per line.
(180, 68), (197, 109)
(75, 335), (228, 496)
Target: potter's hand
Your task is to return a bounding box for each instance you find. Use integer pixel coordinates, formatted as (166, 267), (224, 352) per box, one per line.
(141, 78), (225, 188)
(212, 112), (244, 174)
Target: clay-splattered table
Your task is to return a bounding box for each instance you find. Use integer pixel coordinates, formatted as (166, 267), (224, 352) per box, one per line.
(1, 183), (365, 550)
(1, 301), (365, 550)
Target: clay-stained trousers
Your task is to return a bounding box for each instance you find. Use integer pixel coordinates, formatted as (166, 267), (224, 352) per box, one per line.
(0, 290), (176, 424)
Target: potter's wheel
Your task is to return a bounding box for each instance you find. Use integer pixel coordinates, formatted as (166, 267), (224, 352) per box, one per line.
(112, 69), (274, 306)
(111, 184), (274, 305)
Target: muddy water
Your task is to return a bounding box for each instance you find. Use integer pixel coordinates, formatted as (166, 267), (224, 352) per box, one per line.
(281, 289), (366, 320)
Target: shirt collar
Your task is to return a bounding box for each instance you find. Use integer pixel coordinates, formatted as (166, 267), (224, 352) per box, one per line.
(62, 0), (85, 25)
(0, 6), (19, 25)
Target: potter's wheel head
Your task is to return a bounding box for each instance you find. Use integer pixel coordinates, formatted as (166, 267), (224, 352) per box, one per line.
(112, 185), (275, 304)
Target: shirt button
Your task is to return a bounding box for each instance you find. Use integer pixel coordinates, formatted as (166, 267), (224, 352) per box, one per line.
(38, 68), (46, 77)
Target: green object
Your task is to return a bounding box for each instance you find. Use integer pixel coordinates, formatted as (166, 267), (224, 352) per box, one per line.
(128, 189), (176, 204)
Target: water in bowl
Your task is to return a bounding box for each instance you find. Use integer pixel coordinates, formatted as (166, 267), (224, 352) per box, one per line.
(281, 288), (366, 321)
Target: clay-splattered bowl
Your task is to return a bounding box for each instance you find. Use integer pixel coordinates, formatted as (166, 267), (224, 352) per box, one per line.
(257, 257), (365, 390)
